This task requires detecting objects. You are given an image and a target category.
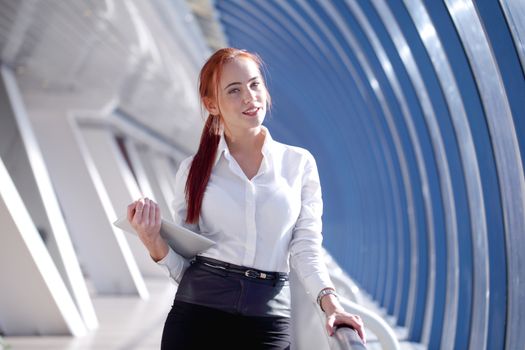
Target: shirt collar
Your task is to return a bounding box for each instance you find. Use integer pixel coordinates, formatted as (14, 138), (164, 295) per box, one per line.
(213, 126), (273, 168)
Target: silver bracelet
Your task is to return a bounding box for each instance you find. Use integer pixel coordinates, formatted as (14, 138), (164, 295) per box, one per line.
(317, 288), (338, 310)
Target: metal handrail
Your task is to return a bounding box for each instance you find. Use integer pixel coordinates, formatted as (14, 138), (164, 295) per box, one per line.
(338, 297), (400, 350)
(334, 326), (367, 350)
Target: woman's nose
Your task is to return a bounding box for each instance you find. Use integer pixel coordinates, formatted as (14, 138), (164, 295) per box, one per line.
(243, 90), (256, 104)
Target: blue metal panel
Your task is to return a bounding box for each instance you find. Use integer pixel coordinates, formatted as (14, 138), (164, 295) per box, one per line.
(410, 3), (475, 349)
(476, 3), (522, 348)
(371, 1), (455, 346)
(444, 1), (525, 349)
(351, 1), (450, 344)
(325, 2), (451, 342)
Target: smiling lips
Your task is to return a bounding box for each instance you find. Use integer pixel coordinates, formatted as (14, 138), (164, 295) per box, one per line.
(242, 106), (260, 117)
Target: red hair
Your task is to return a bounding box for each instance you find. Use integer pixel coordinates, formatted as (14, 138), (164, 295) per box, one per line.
(185, 48), (272, 224)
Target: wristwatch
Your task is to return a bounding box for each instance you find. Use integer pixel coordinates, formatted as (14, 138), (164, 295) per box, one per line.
(317, 288), (339, 311)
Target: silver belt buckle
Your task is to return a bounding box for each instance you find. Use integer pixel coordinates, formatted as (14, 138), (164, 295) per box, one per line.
(244, 269), (260, 278)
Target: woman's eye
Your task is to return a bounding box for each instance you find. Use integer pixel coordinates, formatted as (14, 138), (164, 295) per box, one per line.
(228, 82), (260, 94)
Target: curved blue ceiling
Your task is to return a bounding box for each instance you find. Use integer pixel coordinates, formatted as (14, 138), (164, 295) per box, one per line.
(214, 1), (525, 349)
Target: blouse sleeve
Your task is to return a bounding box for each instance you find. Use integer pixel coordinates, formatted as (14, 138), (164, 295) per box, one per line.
(289, 151), (335, 303)
(155, 156), (194, 283)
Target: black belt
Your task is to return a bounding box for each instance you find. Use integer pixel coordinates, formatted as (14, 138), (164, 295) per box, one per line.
(194, 256), (289, 281)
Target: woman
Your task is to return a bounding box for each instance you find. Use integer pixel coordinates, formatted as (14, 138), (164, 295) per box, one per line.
(127, 48), (366, 349)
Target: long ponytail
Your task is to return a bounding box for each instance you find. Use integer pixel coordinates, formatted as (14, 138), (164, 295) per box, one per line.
(185, 114), (221, 223)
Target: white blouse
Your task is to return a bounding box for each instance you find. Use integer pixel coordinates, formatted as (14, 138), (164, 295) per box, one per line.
(157, 126), (334, 302)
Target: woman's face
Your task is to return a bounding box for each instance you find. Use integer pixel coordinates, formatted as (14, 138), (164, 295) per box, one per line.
(207, 57), (267, 133)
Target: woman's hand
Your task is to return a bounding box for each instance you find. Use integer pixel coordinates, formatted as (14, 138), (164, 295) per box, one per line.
(127, 197), (168, 261)
(321, 294), (366, 344)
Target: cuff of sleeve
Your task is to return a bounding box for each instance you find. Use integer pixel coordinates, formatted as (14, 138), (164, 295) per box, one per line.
(302, 271), (336, 305)
(155, 246), (174, 265)
(156, 247), (189, 283)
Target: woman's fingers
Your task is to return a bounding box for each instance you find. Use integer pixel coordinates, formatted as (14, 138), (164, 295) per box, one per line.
(357, 326), (366, 344)
(326, 314), (335, 335)
(155, 200), (161, 224)
(349, 318), (365, 343)
(144, 199), (150, 225)
(127, 201), (137, 222)
(149, 199), (156, 225)
(127, 198), (163, 245)
(349, 315), (366, 343)
(132, 198), (160, 228)
(329, 313), (366, 343)
(134, 199), (144, 223)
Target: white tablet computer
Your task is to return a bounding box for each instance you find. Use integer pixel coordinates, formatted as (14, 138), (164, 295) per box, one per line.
(113, 216), (215, 258)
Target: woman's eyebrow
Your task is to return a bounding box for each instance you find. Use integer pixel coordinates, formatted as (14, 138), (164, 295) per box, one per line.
(223, 76), (260, 90)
